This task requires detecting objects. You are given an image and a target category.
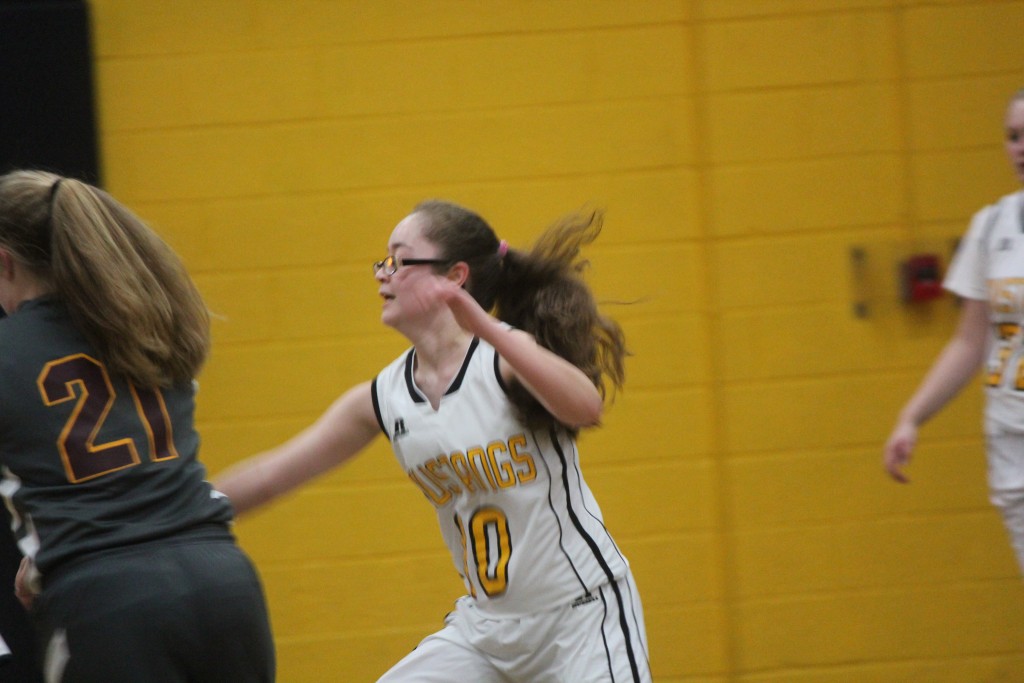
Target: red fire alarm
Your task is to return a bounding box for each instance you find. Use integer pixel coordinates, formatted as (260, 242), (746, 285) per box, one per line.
(900, 254), (944, 302)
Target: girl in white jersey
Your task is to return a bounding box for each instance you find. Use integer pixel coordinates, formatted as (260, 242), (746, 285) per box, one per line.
(885, 88), (1024, 575)
(216, 201), (652, 682)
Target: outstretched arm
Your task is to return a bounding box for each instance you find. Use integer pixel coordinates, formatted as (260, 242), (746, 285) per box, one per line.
(213, 381), (381, 515)
(883, 298), (989, 483)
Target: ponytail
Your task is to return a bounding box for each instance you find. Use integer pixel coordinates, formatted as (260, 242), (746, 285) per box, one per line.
(494, 211), (627, 432)
(415, 200), (628, 432)
(0, 170), (210, 387)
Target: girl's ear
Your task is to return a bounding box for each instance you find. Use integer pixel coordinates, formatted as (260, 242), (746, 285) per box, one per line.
(447, 261), (470, 287)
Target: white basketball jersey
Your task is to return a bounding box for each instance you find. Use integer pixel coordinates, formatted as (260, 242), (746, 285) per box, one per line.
(372, 337), (629, 617)
(945, 190), (1024, 434)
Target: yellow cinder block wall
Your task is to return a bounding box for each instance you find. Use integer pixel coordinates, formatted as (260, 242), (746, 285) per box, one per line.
(85, 0), (1024, 681)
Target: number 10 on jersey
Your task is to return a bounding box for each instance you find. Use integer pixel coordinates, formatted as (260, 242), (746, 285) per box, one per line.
(455, 506), (511, 598)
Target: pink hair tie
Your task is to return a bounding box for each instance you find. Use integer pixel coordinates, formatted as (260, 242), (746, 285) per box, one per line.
(497, 239), (508, 257)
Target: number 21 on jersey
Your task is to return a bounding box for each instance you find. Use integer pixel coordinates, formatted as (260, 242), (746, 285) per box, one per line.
(38, 353), (179, 483)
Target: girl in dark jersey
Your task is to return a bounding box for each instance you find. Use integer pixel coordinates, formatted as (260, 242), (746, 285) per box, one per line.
(0, 170), (275, 682)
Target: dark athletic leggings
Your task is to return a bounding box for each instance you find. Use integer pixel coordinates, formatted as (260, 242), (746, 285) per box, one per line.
(33, 537), (275, 683)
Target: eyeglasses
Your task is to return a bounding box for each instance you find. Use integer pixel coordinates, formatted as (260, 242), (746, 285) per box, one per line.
(372, 254), (448, 276)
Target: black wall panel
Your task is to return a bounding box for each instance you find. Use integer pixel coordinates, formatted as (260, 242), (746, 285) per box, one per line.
(0, 2), (97, 680)
(0, 0), (100, 183)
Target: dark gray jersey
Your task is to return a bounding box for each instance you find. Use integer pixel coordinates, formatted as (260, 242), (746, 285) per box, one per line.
(0, 297), (232, 577)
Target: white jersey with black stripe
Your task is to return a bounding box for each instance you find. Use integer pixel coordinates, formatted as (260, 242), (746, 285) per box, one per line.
(372, 336), (629, 617)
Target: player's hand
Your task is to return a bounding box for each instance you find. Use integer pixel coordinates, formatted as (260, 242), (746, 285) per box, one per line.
(883, 421), (917, 484)
(409, 274), (491, 335)
(14, 556), (36, 611)
(438, 281), (491, 335)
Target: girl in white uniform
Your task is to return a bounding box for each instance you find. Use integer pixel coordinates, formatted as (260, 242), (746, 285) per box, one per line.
(885, 88), (1024, 574)
(217, 200), (652, 682)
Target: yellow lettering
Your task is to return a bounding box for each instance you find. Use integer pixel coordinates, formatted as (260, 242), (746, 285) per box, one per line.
(426, 457), (462, 496)
(469, 507), (511, 596)
(467, 447), (497, 490)
(508, 434), (536, 483)
(409, 437), (537, 504)
(990, 279), (1024, 315)
(449, 450), (485, 493)
(486, 441), (515, 488)
(409, 468), (451, 506)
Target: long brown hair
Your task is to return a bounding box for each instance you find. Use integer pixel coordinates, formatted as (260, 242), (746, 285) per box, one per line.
(0, 170), (210, 388)
(415, 199), (628, 432)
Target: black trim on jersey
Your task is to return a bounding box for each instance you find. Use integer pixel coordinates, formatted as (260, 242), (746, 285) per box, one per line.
(572, 445), (630, 570)
(622, 574), (652, 676)
(403, 349), (423, 404)
(598, 584), (615, 681)
(550, 428), (642, 683)
(403, 338), (481, 404)
(534, 430), (589, 593)
(493, 346), (510, 395)
(447, 337), (480, 395)
(370, 377), (388, 438)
